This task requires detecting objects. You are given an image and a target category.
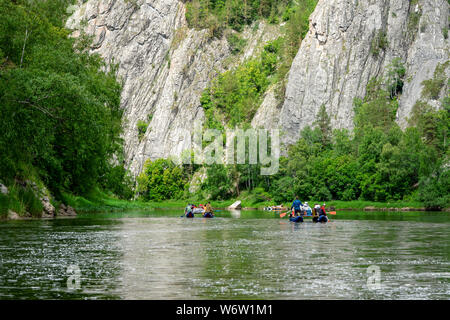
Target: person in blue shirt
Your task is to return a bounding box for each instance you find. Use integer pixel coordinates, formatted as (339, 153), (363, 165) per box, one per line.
(290, 196), (303, 217)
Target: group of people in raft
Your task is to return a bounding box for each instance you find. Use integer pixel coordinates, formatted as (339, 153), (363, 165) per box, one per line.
(184, 196), (328, 222)
(184, 202), (214, 218)
(289, 196), (328, 223)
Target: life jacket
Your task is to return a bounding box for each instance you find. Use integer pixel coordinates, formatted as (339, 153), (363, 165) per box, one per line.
(319, 206), (326, 216)
(290, 208), (295, 217)
(313, 205), (320, 216)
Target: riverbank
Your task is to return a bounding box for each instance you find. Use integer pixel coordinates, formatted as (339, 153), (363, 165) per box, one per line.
(2, 185), (446, 221)
(0, 181), (78, 220)
(61, 191), (448, 213)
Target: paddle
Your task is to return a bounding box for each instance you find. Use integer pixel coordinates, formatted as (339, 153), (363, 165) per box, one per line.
(329, 211), (336, 215)
(280, 209), (292, 218)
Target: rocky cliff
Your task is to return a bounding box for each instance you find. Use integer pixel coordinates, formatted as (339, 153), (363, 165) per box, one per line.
(275, 0), (449, 145)
(66, 0), (280, 177)
(67, 0), (449, 176)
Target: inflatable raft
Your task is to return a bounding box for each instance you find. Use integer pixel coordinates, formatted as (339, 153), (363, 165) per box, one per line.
(289, 216), (303, 223)
(264, 206), (287, 211)
(185, 212), (194, 218)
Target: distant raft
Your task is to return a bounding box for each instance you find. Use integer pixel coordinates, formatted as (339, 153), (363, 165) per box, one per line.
(264, 206), (287, 211)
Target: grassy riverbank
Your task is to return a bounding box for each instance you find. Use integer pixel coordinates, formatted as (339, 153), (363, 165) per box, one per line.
(63, 189), (441, 213)
(62, 191), (251, 212)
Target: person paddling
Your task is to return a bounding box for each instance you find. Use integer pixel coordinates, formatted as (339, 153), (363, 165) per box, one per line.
(185, 204), (194, 218)
(312, 204), (320, 222)
(290, 196), (303, 216)
(289, 196), (303, 222)
(303, 202), (312, 216)
(204, 202), (214, 218)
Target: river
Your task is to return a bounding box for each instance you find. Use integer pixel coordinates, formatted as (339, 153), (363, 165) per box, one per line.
(0, 209), (448, 299)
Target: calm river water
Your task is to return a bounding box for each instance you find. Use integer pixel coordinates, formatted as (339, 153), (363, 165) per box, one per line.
(0, 210), (448, 299)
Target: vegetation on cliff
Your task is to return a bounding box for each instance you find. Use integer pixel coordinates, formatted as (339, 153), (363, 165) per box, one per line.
(198, 0), (318, 129)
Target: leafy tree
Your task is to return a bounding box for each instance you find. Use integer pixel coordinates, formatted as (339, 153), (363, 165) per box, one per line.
(353, 78), (398, 137)
(314, 104), (332, 148)
(186, 0), (295, 33)
(418, 168), (450, 210)
(386, 57), (406, 99)
(101, 164), (134, 200)
(201, 43), (276, 128)
(202, 164), (233, 200)
(0, 0), (126, 197)
(137, 159), (186, 201)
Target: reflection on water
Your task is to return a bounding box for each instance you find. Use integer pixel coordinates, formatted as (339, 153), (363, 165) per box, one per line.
(0, 219), (123, 299)
(0, 211), (449, 299)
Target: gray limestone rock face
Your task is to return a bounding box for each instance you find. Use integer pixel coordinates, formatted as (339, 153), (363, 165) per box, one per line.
(251, 85), (281, 130)
(41, 196), (56, 217)
(67, 0), (190, 177)
(58, 204), (77, 216)
(67, 0), (280, 177)
(7, 210), (20, 220)
(275, 0), (448, 146)
(396, 0), (449, 127)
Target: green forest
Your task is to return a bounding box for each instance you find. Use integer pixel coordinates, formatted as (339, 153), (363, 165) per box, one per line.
(0, 0), (449, 218)
(0, 0), (132, 216)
